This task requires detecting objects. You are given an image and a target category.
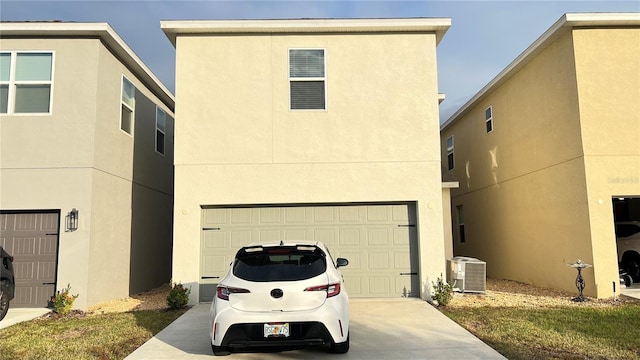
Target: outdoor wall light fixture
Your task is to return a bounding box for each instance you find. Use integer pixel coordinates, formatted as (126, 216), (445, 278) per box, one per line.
(65, 208), (79, 232)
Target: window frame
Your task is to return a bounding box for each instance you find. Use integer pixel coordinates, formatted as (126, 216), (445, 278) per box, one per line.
(446, 135), (455, 171)
(485, 105), (493, 133)
(155, 106), (166, 156)
(120, 75), (135, 136)
(0, 50), (55, 115)
(456, 205), (466, 244)
(288, 48), (327, 111)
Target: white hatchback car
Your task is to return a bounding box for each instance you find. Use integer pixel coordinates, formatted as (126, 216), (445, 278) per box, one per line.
(208, 240), (350, 356)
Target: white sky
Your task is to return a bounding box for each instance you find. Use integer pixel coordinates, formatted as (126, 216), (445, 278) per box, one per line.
(1, 0), (638, 122)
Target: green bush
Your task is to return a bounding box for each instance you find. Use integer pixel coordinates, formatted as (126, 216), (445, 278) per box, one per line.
(51, 284), (79, 316)
(432, 273), (453, 307)
(167, 282), (191, 309)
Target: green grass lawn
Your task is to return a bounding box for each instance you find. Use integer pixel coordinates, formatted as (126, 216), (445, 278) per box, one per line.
(441, 303), (640, 360)
(0, 309), (187, 360)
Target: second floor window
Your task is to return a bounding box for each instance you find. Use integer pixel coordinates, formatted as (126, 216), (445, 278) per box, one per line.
(289, 49), (325, 110)
(121, 76), (135, 135)
(156, 106), (166, 155)
(485, 106), (493, 133)
(447, 135), (455, 171)
(1, 51), (54, 114)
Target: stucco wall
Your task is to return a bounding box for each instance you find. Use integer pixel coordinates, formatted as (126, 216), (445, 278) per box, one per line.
(442, 31), (599, 296)
(574, 27), (640, 297)
(442, 27), (640, 298)
(173, 31), (445, 302)
(1, 36), (175, 309)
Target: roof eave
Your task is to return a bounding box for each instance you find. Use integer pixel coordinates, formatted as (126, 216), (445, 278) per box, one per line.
(161, 18), (451, 47)
(440, 12), (640, 132)
(0, 22), (175, 110)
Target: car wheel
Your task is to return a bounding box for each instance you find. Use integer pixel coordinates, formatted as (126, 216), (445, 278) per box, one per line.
(621, 254), (640, 283)
(621, 274), (633, 288)
(330, 333), (349, 354)
(211, 344), (230, 356)
(0, 281), (9, 321)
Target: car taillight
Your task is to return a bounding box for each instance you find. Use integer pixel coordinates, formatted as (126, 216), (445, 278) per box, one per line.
(305, 283), (341, 298)
(9, 256), (13, 262)
(216, 285), (250, 300)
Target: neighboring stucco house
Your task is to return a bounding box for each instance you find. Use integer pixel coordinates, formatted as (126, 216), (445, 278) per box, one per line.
(440, 13), (640, 298)
(0, 22), (175, 310)
(161, 18), (454, 303)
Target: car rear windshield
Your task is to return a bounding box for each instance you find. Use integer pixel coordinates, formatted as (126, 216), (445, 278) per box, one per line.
(233, 245), (327, 282)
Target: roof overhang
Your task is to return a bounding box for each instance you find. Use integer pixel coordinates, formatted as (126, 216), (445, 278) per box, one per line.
(161, 18), (451, 47)
(440, 12), (640, 132)
(0, 22), (175, 110)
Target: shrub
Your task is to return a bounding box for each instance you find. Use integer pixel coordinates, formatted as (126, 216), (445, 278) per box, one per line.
(167, 282), (191, 309)
(51, 283), (79, 316)
(432, 273), (453, 307)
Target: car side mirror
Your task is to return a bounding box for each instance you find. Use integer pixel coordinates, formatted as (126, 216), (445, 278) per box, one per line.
(336, 258), (349, 268)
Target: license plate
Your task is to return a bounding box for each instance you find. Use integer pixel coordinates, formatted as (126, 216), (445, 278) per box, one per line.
(263, 323), (290, 337)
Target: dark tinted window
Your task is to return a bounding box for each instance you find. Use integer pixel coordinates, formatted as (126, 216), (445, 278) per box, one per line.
(233, 246), (326, 282)
(616, 224), (640, 238)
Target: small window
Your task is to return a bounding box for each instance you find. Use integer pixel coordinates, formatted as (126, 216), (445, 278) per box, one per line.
(1, 52), (54, 114)
(121, 77), (135, 135)
(446, 135), (455, 171)
(457, 205), (465, 244)
(485, 106), (493, 133)
(156, 106), (166, 155)
(289, 49), (326, 110)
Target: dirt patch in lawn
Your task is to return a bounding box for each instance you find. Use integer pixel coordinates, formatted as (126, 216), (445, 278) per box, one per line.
(87, 283), (172, 315)
(447, 278), (639, 308)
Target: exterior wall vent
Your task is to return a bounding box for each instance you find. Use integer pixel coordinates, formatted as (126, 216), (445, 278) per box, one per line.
(450, 256), (486, 293)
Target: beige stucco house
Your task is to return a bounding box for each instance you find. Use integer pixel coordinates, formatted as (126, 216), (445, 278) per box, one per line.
(440, 13), (640, 298)
(0, 22), (175, 310)
(161, 18), (455, 303)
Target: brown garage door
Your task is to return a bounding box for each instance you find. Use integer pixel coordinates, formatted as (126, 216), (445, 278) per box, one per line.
(0, 212), (59, 308)
(200, 203), (419, 302)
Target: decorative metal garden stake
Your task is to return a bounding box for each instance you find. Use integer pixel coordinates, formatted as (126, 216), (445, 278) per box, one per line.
(568, 259), (592, 302)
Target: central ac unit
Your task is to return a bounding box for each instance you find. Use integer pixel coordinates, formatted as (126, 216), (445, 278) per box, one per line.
(450, 256), (486, 293)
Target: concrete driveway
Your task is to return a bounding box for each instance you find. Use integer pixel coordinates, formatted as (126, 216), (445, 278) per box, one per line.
(125, 299), (506, 360)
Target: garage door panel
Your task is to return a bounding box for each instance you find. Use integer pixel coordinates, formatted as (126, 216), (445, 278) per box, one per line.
(15, 214), (38, 231)
(338, 207), (360, 222)
(369, 276), (391, 295)
(313, 207), (335, 222)
(339, 228), (362, 245)
(368, 252), (390, 269)
(313, 228), (336, 245)
(285, 207), (306, 223)
(40, 214), (58, 231)
(284, 228), (307, 240)
(366, 206), (389, 222)
(200, 204), (418, 299)
(343, 276), (362, 294)
(230, 208), (252, 224)
(259, 229), (282, 242)
(393, 228), (410, 245)
(367, 228), (391, 245)
(204, 208), (227, 225)
(230, 229), (253, 247)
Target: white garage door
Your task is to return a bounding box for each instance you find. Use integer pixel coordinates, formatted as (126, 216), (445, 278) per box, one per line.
(200, 203), (419, 301)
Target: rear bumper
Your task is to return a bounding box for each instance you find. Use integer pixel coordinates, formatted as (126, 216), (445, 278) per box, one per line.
(222, 321), (332, 348)
(211, 301), (348, 347)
